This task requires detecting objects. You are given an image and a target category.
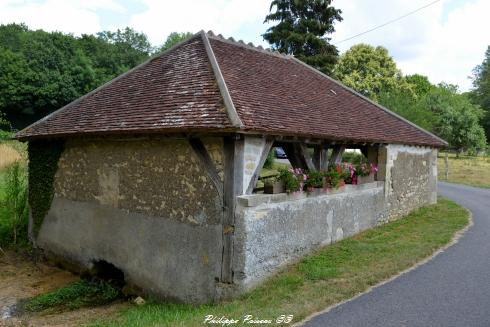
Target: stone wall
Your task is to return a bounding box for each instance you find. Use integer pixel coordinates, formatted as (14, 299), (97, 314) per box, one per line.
(232, 144), (438, 291)
(34, 137), (438, 303)
(382, 145), (438, 220)
(37, 137), (225, 303)
(233, 183), (385, 289)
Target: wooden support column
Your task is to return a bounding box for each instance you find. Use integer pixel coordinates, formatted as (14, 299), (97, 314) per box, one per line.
(329, 145), (345, 165)
(245, 138), (274, 194)
(297, 143), (316, 171)
(281, 143), (305, 169)
(221, 135), (244, 283)
(330, 145), (346, 165)
(313, 146), (321, 170)
(314, 145), (329, 170)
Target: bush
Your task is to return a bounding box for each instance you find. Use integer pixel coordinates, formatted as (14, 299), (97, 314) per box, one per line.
(263, 148), (275, 169)
(341, 151), (364, 164)
(0, 161), (28, 247)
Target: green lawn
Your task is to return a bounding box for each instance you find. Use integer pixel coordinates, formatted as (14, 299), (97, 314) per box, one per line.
(91, 197), (469, 327)
(438, 153), (490, 189)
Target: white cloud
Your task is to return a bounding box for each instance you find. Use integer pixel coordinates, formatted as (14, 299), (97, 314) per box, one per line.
(0, 0), (125, 36)
(332, 0), (490, 91)
(128, 0), (271, 46)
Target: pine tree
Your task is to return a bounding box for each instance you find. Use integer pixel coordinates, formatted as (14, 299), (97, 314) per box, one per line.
(263, 0), (342, 75)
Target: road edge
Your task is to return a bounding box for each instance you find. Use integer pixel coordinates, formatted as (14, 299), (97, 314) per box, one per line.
(295, 205), (474, 326)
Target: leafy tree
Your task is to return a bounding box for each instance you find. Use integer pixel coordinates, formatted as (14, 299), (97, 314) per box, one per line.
(95, 27), (154, 66)
(405, 74), (434, 98)
(263, 0), (342, 75)
(470, 46), (490, 141)
(158, 32), (194, 52)
(0, 24), (152, 129)
(378, 89), (436, 131)
(0, 110), (11, 140)
(429, 84), (486, 152)
(334, 44), (413, 101)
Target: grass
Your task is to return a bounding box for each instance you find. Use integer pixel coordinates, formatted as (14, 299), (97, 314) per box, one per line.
(438, 153), (490, 189)
(91, 197), (469, 327)
(0, 143), (22, 170)
(0, 140), (28, 248)
(22, 279), (122, 313)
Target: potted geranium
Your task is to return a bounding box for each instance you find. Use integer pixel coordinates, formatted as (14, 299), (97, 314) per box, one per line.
(305, 170), (323, 194)
(356, 163), (378, 184)
(278, 168), (306, 194)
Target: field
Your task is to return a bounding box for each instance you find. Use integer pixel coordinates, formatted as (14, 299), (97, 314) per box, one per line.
(438, 153), (490, 189)
(0, 143), (22, 170)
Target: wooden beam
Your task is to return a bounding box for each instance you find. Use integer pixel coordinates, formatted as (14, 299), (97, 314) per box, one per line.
(320, 145), (330, 170)
(245, 138), (274, 194)
(313, 146), (321, 170)
(330, 145), (346, 165)
(188, 138), (223, 199)
(221, 136), (244, 283)
(281, 143), (304, 169)
(360, 146), (368, 158)
(297, 143), (316, 171)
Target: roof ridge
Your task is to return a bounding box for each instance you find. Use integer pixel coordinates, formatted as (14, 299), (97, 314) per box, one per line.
(16, 33), (204, 139)
(206, 30), (291, 59)
(289, 57), (448, 146)
(200, 30), (243, 128)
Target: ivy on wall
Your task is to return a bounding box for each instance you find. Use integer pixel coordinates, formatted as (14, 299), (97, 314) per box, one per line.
(28, 140), (64, 237)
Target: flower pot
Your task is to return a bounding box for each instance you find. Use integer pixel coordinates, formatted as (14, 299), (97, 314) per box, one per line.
(307, 187), (324, 196)
(357, 174), (375, 184)
(264, 180), (285, 194)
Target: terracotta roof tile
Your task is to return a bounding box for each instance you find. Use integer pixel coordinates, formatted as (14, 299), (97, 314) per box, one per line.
(16, 32), (446, 147)
(16, 35), (232, 139)
(208, 36), (445, 147)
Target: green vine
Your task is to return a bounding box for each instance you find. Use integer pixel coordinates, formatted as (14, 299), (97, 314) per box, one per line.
(28, 140), (64, 237)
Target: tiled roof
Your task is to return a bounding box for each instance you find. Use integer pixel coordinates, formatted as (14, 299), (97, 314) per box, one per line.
(16, 31), (446, 147)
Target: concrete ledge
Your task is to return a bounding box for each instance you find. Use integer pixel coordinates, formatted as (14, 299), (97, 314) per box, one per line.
(237, 181), (383, 207)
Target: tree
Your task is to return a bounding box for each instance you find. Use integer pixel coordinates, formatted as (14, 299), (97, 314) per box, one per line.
(470, 46), (490, 141)
(429, 84), (486, 153)
(0, 24), (152, 129)
(378, 89), (436, 131)
(158, 32), (193, 52)
(405, 74), (434, 98)
(334, 44), (413, 101)
(263, 0), (342, 75)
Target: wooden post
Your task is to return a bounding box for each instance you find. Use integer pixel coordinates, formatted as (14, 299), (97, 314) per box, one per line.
(330, 145), (345, 165)
(245, 138), (274, 194)
(221, 135), (243, 283)
(445, 151), (449, 180)
(297, 143), (316, 171)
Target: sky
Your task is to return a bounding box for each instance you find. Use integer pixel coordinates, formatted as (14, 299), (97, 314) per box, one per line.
(0, 0), (488, 92)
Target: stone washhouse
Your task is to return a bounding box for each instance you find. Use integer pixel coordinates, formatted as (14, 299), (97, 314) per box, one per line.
(16, 31), (447, 304)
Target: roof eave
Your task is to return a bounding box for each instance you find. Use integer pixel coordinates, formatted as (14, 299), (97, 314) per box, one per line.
(289, 57), (449, 148)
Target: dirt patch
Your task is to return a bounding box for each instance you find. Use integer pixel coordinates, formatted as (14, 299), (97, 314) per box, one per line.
(0, 251), (127, 327)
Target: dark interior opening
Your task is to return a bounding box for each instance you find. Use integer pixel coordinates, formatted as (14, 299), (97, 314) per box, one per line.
(90, 260), (125, 286)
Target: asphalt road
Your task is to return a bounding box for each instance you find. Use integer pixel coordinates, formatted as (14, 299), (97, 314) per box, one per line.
(302, 182), (490, 327)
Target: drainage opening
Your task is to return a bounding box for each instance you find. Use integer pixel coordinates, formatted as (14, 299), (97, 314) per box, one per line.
(89, 260), (125, 287)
